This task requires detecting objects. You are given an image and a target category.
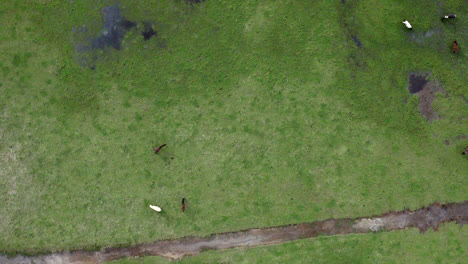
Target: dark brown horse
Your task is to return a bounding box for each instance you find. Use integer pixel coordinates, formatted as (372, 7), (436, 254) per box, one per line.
(453, 40), (459, 53)
(441, 14), (456, 20)
(154, 144), (166, 154)
(181, 198), (186, 212)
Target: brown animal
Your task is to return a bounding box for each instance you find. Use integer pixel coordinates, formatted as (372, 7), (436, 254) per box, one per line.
(154, 144), (166, 154)
(453, 40), (459, 53)
(463, 147), (468, 155)
(181, 198), (186, 212)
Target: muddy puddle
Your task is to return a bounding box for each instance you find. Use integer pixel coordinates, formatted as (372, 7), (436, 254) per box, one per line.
(408, 72), (447, 121)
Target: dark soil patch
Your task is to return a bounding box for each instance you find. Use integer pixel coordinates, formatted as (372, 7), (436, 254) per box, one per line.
(187, 0), (205, 3)
(408, 72), (429, 94)
(1, 201), (466, 263)
(142, 22), (157, 41)
(408, 73), (446, 121)
(121, 19), (137, 30)
(351, 35), (362, 48)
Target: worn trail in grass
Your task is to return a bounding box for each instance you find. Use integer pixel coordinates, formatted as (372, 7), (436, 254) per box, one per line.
(1, 201), (466, 263)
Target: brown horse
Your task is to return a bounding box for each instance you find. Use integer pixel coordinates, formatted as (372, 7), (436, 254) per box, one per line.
(463, 146), (468, 155)
(181, 198), (186, 212)
(154, 144), (166, 154)
(453, 40), (459, 53)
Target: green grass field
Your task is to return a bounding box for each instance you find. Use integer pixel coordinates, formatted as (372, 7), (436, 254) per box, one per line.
(1, 0), (467, 261)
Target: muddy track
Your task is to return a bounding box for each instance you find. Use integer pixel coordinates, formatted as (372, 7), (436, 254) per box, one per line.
(2, 201), (467, 264)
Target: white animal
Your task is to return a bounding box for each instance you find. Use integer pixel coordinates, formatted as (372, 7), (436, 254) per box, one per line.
(149, 205), (162, 212)
(402, 20), (412, 29)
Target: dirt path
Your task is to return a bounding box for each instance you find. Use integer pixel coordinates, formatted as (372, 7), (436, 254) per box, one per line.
(1, 201), (467, 264)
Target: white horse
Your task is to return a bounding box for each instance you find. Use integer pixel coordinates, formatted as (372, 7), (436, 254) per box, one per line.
(402, 20), (412, 29)
(149, 205), (162, 212)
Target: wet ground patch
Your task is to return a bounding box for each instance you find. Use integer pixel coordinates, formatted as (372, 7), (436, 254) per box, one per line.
(73, 5), (137, 69)
(92, 5), (136, 50)
(187, 0), (206, 4)
(339, 1), (366, 70)
(73, 5), (164, 69)
(351, 35), (362, 48)
(408, 72), (446, 121)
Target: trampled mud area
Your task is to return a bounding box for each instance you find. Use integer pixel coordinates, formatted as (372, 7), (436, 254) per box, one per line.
(408, 72), (446, 121)
(1, 201), (467, 264)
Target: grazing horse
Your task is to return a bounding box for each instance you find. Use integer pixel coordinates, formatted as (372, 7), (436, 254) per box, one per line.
(154, 144), (166, 154)
(453, 40), (459, 53)
(442, 14), (456, 20)
(402, 20), (412, 29)
(181, 198), (186, 212)
(149, 205), (162, 212)
(463, 147), (468, 155)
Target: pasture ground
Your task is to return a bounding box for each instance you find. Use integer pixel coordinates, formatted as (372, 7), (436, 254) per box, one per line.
(0, 0), (467, 262)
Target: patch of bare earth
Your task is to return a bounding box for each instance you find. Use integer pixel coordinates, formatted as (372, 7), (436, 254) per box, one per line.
(408, 72), (447, 121)
(1, 202), (467, 264)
